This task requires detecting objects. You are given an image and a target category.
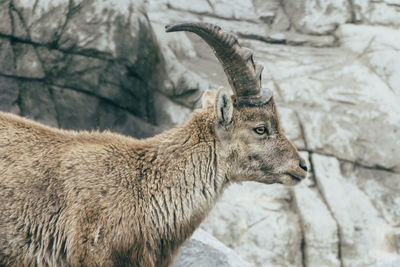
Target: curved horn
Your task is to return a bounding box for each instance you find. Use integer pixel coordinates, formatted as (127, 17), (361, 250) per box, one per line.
(165, 22), (269, 105)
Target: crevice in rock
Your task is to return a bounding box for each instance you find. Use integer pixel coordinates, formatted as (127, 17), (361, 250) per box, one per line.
(309, 153), (344, 267)
(338, 160), (397, 226)
(278, 0), (292, 30)
(302, 148), (397, 174)
(9, 2), (48, 81)
(0, 72), (43, 81)
(9, 0), (29, 38)
(32, 0), (39, 15)
(306, 152), (316, 185)
(0, 32), (114, 61)
(291, 189), (307, 267)
(297, 107), (342, 265)
(288, 111), (308, 266)
(165, 5), (258, 23)
(246, 215), (269, 230)
(236, 31), (336, 48)
(126, 65), (146, 82)
(295, 111), (307, 148)
(237, 33), (287, 45)
(50, 0), (78, 49)
(385, 2), (400, 8)
(205, 0), (214, 13)
(0, 71), (148, 121)
(355, 37), (396, 94)
(14, 81), (23, 116)
(356, 36), (375, 59)
(47, 86), (61, 128)
(8, 0), (15, 37)
(347, 0), (356, 23)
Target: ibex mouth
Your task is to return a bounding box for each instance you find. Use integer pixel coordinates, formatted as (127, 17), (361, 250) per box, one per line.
(287, 173), (305, 182)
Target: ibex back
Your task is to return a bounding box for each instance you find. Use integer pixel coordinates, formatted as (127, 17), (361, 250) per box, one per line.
(0, 22), (307, 266)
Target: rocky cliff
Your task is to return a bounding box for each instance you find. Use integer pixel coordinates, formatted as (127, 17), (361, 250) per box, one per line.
(0, 0), (399, 266)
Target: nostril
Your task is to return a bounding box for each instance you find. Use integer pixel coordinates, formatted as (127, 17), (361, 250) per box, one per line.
(299, 159), (308, 172)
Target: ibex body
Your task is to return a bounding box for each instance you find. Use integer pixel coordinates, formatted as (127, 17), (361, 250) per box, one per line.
(0, 22), (307, 266)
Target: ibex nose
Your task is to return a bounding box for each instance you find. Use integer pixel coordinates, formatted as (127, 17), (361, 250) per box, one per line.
(299, 158), (308, 172)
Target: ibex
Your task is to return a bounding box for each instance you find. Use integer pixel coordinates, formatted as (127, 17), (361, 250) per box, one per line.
(0, 22), (307, 266)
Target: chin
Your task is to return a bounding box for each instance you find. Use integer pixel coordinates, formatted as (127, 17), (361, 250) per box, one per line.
(279, 174), (303, 186)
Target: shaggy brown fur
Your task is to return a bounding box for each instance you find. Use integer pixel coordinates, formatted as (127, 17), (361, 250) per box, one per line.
(0, 88), (306, 266)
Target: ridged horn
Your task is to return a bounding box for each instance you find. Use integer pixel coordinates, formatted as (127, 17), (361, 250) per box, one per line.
(165, 22), (271, 106)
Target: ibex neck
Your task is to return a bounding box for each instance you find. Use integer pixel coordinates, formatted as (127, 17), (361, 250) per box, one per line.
(139, 109), (228, 247)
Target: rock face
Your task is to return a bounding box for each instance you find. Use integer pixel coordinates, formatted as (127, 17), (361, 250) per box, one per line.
(0, 0), (399, 266)
(0, 0), (193, 138)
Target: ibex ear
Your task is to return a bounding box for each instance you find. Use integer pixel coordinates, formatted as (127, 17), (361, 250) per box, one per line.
(202, 90), (215, 108)
(215, 87), (233, 126)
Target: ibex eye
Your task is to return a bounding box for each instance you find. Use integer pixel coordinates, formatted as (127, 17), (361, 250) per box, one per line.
(254, 126), (267, 135)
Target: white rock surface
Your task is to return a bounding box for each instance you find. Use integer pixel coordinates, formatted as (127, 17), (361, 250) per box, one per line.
(312, 154), (394, 266)
(352, 0), (400, 26)
(210, 0), (257, 21)
(283, 0), (351, 34)
(277, 107), (305, 150)
(294, 183), (340, 267)
(201, 183), (302, 267)
(372, 256), (400, 267)
(337, 24), (400, 96)
(163, 0), (213, 14)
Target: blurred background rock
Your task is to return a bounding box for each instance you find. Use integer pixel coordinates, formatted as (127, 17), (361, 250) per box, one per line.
(0, 0), (399, 266)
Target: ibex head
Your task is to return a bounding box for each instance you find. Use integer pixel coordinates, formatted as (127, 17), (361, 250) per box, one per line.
(166, 22), (307, 185)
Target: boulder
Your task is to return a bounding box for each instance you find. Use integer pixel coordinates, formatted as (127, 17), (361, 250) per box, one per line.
(174, 229), (251, 267)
